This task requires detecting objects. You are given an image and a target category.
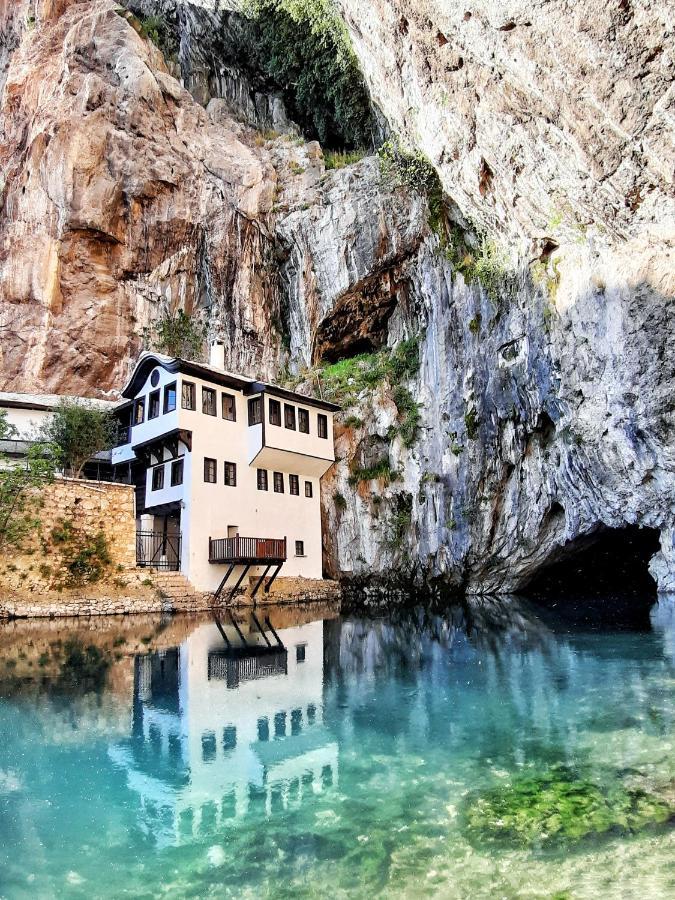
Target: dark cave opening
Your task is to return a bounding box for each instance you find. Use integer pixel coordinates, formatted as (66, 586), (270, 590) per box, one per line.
(523, 525), (661, 619)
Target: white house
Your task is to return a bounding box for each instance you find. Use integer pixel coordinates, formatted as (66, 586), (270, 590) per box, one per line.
(112, 345), (339, 593)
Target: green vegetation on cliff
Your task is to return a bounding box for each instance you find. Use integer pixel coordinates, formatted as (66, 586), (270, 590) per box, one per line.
(233, 0), (374, 149)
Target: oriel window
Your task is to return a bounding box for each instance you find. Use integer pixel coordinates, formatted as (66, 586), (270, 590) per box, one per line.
(181, 381), (196, 410)
(284, 404), (296, 430)
(134, 397), (145, 425)
(170, 458), (184, 486)
(148, 390), (160, 419)
(163, 382), (177, 413)
(269, 398), (281, 426)
(202, 387), (217, 416)
(204, 457), (217, 483)
(298, 408), (309, 433)
(248, 397), (262, 425)
(152, 465), (164, 491)
(222, 393), (236, 421)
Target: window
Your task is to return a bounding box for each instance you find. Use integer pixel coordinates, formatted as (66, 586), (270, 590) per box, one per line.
(284, 404), (296, 430)
(163, 382), (176, 413)
(202, 387), (216, 416)
(295, 540), (305, 556)
(222, 393), (236, 421)
(296, 644), (306, 663)
(201, 732), (216, 762)
(152, 465), (164, 491)
(181, 381), (195, 410)
(269, 398), (281, 426)
(289, 474), (299, 495)
(274, 712), (286, 738)
(305, 481), (313, 498)
(222, 726), (237, 751)
(298, 408), (309, 433)
(150, 369), (160, 387)
(318, 413), (328, 439)
(257, 469), (268, 491)
(204, 457), (217, 483)
(133, 397), (145, 425)
(273, 472), (284, 493)
(257, 718), (269, 742)
(223, 461), (237, 487)
(248, 397), (262, 425)
(148, 390), (160, 419)
(170, 458), (183, 486)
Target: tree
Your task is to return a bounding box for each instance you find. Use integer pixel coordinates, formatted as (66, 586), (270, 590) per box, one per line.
(143, 310), (206, 360)
(39, 400), (117, 478)
(0, 411), (59, 550)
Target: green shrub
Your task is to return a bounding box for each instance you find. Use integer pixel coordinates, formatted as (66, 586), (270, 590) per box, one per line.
(392, 386), (421, 448)
(39, 400), (116, 478)
(385, 492), (413, 548)
(143, 309), (206, 361)
(51, 520), (112, 586)
(347, 458), (397, 486)
(333, 491), (347, 510)
(377, 139), (438, 195)
(231, 0), (374, 149)
(464, 405), (480, 440)
(324, 148), (367, 170)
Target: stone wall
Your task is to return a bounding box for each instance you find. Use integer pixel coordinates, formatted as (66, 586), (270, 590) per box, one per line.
(40, 477), (137, 567)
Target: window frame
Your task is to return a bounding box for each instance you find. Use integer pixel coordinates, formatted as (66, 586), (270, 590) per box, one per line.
(163, 382), (177, 414)
(170, 458), (184, 487)
(148, 389), (160, 420)
(222, 392), (236, 422)
(298, 408), (310, 434)
(295, 540), (305, 557)
(151, 464), (165, 491)
(289, 474), (299, 496)
(248, 397), (262, 426)
(202, 386), (217, 417)
(284, 404), (296, 431)
(133, 397), (145, 425)
(269, 398), (281, 426)
(181, 381), (196, 411)
(257, 469), (268, 491)
(318, 413), (328, 439)
(273, 471), (284, 494)
(204, 457), (217, 484)
(223, 461), (237, 487)
(305, 481), (313, 498)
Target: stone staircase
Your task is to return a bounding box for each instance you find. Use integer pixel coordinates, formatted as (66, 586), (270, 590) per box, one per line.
(146, 571), (214, 611)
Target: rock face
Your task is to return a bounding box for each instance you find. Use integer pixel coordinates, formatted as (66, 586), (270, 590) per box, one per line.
(1, 0), (674, 594)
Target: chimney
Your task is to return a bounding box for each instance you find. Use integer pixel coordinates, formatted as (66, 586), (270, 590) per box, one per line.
(209, 340), (225, 370)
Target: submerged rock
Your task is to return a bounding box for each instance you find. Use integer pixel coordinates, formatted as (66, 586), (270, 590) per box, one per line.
(461, 766), (674, 849)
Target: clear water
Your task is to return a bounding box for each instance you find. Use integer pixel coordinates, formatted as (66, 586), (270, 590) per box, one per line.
(0, 597), (673, 899)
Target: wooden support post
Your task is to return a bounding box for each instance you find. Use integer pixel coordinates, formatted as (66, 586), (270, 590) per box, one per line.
(228, 609), (249, 646)
(250, 564), (272, 601)
(251, 611), (273, 647)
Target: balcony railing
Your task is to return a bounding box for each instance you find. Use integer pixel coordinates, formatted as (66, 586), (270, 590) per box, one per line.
(137, 530), (181, 570)
(209, 536), (287, 564)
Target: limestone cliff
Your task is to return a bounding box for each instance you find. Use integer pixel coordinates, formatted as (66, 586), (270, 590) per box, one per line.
(1, 0), (674, 594)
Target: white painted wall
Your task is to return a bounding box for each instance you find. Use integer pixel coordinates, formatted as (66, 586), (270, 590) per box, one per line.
(1, 406), (52, 438)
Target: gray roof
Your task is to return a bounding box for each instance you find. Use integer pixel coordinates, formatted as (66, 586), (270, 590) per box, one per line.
(0, 392), (121, 412)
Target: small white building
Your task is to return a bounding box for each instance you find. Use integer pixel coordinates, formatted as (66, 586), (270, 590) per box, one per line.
(112, 346), (339, 593)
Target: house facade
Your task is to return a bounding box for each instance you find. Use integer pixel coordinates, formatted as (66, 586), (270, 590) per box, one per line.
(112, 346), (338, 593)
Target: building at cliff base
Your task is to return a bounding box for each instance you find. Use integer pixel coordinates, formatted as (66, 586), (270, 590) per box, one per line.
(111, 344), (338, 593)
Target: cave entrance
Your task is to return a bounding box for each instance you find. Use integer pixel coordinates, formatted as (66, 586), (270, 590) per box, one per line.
(523, 525), (660, 606)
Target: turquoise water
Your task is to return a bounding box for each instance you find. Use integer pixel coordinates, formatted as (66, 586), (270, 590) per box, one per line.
(0, 597), (673, 899)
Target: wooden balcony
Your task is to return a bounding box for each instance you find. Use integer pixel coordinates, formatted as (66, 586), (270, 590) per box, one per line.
(209, 535), (287, 565)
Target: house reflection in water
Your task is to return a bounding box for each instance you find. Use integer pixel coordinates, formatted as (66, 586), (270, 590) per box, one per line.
(109, 617), (337, 847)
